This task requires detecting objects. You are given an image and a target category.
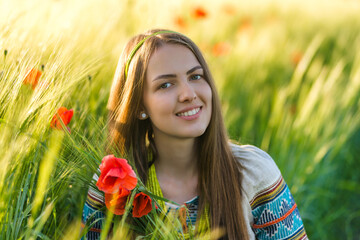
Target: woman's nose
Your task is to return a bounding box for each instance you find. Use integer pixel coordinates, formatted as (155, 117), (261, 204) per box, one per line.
(178, 82), (197, 102)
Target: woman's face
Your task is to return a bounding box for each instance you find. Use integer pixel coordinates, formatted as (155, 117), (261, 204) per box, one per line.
(143, 43), (212, 141)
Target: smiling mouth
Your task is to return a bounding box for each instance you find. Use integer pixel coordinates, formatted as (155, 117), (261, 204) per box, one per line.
(176, 107), (201, 117)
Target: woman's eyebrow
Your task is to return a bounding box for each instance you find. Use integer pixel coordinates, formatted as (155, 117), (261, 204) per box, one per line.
(186, 66), (203, 75)
(152, 74), (176, 82)
(152, 66), (203, 82)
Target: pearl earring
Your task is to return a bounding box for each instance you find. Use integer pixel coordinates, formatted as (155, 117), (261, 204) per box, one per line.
(140, 112), (147, 119)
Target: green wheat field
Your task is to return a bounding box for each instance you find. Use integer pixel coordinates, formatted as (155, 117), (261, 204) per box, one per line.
(1, 0), (360, 239)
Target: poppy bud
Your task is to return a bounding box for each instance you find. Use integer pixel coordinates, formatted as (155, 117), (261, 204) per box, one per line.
(50, 107), (74, 129)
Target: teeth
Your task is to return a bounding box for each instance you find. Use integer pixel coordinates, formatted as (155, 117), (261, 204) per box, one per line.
(177, 107), (200, 117)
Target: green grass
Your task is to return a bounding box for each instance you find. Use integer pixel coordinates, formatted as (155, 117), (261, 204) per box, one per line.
(0, 0), (360, 239)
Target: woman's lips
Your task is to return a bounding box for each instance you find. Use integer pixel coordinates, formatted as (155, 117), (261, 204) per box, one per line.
(176, 107), (202, 120)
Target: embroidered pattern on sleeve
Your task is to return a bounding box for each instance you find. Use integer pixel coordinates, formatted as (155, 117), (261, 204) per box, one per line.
(250, 176), (308, 240)
(81, 186), (105, 240)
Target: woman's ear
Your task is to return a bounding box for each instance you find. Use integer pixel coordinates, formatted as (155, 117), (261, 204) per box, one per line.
(138, 111), (148, 120)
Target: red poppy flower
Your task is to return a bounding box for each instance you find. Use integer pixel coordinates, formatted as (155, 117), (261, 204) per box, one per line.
(23, 68), (42, 90)
(96, 155), (137, 194)
(238, 16), (252, 33)
(212, 42), (231, 56)
(174, 16), (187, 29)
(50, 107), (74, 129)
(192, 7), (207, 19)
(105, 188), (131, 215)
(132, 192), (152, 218)
(291, 51), (302, 66)
(222, 4), (236, 15)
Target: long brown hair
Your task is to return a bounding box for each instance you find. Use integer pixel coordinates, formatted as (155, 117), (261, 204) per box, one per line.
(107, 29), (248, 239)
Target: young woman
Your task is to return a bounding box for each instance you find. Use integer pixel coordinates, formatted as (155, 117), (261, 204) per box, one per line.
(81, 29), (308, 240)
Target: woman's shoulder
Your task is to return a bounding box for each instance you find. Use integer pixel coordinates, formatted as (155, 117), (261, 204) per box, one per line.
(229, 142), (281, 201)
(229, 143), (309, 239)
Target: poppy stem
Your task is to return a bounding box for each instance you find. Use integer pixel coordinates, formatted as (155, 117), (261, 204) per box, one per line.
(120, 189), (137, 227)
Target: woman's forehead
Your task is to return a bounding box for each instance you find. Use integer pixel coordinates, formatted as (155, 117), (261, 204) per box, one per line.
(146, 44), (201, 80)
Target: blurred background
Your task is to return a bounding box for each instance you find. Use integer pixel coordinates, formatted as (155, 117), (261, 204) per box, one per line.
(0, 0), (360, 239)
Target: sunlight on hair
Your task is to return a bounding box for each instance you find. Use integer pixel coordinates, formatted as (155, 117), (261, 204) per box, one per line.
(0, 0), (359, 238)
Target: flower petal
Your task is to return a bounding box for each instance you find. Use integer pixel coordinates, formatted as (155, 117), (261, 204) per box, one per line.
(96, 155), (138, 194)
(132, 192), (152, 218)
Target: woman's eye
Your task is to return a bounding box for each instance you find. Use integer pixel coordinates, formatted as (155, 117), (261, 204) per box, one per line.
(160, 82), (172, 89)
(190, 74), (202, 80)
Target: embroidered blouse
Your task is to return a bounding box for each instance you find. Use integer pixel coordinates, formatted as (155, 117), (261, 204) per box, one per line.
(81, 144), (308, 239)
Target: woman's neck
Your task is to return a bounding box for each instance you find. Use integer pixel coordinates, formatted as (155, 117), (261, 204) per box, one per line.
(154, 136), (198, 179)
(152, 134), (199, 204)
